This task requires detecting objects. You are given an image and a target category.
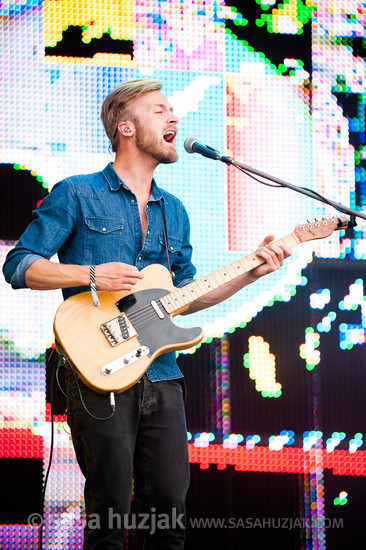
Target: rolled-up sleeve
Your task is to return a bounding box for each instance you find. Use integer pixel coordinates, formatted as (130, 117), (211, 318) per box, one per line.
(7, 254), (45, 289)
(171, 204), (196, 288)
(2, 179), (76, 288)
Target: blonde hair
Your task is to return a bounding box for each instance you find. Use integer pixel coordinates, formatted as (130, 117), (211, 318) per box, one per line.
(101, 78), (162, 152)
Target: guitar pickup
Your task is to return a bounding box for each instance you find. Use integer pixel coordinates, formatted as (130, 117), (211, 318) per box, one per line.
(100, 313), (137, 346)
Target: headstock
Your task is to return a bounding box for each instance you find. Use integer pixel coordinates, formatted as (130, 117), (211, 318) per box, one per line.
(294, 215), (350, 243)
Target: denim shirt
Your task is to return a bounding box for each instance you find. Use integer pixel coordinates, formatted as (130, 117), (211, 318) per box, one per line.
(3, 163), (197, 382)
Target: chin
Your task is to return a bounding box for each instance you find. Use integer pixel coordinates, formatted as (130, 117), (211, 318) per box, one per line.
(159, 151), (178, 164)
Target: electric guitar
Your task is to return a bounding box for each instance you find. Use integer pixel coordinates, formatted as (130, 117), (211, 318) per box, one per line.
(54, 216), (349, 394)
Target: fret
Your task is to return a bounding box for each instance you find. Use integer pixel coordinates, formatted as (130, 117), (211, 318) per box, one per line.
(201, 274), (221, 292)
(169, 290), (186, 309)
(230, 259), (246, 275)
(194, 277), (215, 295)
(216, 266), (234, 282)
(185, 280), (205, 299)
(161, 281), (200, 313)
(176, 286), (193, 305)
(161, 292), (182, 312)
(220, 264), (237, 280)
(282, 234), (299, 248)
(210, 270), (229, 287)
(243, 253), (264, 270)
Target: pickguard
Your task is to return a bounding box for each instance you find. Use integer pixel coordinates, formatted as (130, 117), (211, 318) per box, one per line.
(115, 288), (202, 355)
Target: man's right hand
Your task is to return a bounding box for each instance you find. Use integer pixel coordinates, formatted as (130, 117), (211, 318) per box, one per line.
(25, 258), (143, 291)
(94, 262), (144, 291)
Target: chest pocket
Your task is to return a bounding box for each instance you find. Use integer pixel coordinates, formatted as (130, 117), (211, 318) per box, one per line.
(155, 233), (182, 265)
(84, 217), (124, 263)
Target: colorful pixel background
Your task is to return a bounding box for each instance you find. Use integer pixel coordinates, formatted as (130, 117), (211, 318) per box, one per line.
(1, 0), (366, 548)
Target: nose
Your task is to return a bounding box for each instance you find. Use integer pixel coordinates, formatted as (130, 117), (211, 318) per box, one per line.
(168, 110), (179, 124)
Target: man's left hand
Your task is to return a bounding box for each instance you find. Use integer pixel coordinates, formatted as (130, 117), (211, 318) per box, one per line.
(249, 235), (292, 281)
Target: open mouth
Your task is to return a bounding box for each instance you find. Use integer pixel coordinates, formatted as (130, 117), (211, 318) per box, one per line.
(163, 130), (176, 143)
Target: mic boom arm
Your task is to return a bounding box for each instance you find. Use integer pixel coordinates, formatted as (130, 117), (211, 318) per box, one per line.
(183, 136), (365, 223)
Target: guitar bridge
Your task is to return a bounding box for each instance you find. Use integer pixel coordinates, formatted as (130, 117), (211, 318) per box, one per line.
(100, 313), (137, 346)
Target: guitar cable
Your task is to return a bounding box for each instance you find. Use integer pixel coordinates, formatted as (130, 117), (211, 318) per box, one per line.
(58, 348), (116, 421)
(38, 349), (56, 550)
(37, 349), (116, 549)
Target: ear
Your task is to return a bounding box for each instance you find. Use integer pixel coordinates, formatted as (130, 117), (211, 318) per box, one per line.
(117, 121), (134, 137)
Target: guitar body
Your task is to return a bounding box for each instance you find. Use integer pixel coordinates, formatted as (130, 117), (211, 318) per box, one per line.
(54, 264), (204, 394)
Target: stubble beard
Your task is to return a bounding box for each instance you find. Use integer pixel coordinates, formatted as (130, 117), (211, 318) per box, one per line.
(134, 121), (178, 165)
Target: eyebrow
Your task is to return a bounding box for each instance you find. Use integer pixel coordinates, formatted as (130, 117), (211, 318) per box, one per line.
(153, 103), (173, 111)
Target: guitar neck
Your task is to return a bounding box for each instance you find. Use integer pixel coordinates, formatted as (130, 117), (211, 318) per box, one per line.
(160, 232), (301, 316)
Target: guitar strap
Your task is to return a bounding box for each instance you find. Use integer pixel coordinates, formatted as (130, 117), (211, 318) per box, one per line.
(159, 201), (187, 402)
(88, 202), (173, 308)
(159, 201), (174, 281)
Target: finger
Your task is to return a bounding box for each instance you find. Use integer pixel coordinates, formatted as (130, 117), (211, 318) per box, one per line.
(120, 265), (144, 278)
(258, 234), (275, 248)
(257, 244), (283, 259)
(122, 276), (140, 286)
(256, 247), (283, 269)
(282, 245), (293, 258)
(119, 283), (136, 291)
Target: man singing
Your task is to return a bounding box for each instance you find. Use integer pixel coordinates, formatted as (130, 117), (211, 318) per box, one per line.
(3, 78), (291, 549)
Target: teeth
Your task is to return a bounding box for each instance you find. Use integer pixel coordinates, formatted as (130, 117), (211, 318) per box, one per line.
(164, 131), (175, 142)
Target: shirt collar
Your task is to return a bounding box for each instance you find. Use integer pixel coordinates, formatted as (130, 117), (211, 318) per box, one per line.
(102, 162), (166, 203)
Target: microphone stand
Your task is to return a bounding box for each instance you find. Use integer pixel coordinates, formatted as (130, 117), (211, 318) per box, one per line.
(220, 156), (365, 225)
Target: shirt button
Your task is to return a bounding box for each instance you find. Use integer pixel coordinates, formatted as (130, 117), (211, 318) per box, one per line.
(147, 230), (150, 235)
(131, 199), (135, 203)
(102, 227), (106, 232)
(170, 246), (174, 250)
(138, 256), (142, 260)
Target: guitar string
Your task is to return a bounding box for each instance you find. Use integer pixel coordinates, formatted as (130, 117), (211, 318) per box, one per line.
(129, 312), (157, 326)
(114, 233), (301, 327)
(126, 307), (160, 325)
(117, 299), (174, 333)
(103, 228), (336, 341)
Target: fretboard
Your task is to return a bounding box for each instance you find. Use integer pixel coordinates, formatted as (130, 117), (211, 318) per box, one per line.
(160, 233), (300, 315)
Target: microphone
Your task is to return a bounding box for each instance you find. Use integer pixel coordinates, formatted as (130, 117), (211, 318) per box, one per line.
(184, 137), (232, 164)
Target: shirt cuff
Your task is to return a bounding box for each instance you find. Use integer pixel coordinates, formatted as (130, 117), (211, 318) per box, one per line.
(174, 277), (195, 288)
(10, 254), (45, 289)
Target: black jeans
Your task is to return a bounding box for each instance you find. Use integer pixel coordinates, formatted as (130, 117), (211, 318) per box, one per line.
(66, 373), (190, 549)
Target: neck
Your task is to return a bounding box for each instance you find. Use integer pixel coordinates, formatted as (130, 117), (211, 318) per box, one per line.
(112, 151), (158, 195)
(160, 232), (301, 316)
